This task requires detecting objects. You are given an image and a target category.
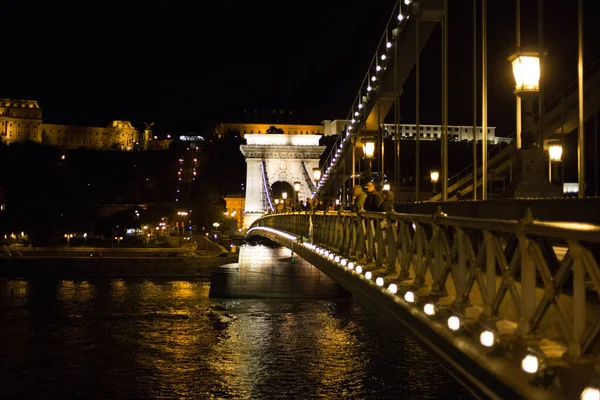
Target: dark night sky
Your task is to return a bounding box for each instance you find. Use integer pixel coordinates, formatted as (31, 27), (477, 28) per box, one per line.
(1, 0), (598, 135)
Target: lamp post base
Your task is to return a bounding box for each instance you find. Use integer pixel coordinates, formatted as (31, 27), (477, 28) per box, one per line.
(503, 149), (563, 199)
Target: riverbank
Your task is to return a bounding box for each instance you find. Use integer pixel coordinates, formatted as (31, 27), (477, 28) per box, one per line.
(0, 247), (239, 279)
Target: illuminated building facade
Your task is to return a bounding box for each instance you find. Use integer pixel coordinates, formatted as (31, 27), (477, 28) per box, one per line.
(223, 195), (245, 230)
(0, 98), (148, 151)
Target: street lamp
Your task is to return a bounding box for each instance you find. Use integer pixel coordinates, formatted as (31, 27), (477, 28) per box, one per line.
(430, 170), (440, 195)
(509, 50), (540, 149)
(83, 232), (87, 247)
(114, 236), (123, 247)
(362, 137), (376, 182)
(509, 52), (540, 93)
(362, 138), (376, 159)
(548, 141), (563, 183)
(177, 211), (189, 247)
(549, 142), (563, 161)
(294, 181), (301, 210)
(281, 192), (288, 211)
(506, 49), (559, 198)
(313, 168), (321, 183)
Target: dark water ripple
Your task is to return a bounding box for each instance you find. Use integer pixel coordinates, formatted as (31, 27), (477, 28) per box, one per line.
(0, 279), (474, 399)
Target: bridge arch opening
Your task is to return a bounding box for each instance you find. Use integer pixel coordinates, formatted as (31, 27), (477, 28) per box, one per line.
(271, 181), (294, 199)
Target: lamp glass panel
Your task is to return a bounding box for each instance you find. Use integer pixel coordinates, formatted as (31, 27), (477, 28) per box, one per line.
(549, 144), (563, 161)
(512, 56), (540, 91)
(363, 141), (375, 158)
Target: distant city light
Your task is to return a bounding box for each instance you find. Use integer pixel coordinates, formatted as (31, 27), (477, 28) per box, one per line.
(179, 135), (204, 141)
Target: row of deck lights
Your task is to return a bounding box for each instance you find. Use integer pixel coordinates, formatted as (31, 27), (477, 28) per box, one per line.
(250, 222), (594, 397)
(317, 0), (414, 193)
(298, 236), (598, 398)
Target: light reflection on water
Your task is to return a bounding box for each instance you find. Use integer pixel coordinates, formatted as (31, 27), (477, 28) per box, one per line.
(0, 255), (473, 399)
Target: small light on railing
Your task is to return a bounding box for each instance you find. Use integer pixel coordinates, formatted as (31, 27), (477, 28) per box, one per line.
(348, 262), (354, 269)
(365, 271), (372, 280)
(388, 284), (398, 293)
(398, 13), (404, 21)
(351, 118), (356, 124)
(376, 65), (382, 72)
(324, 250), (329, 256)
(371, 76), (376, 82)
(334, 255), (340, 263)
(380, 54), (386, 61)
(358, 103), (363, 109)
(376, 277), (384, 286)
(404, 0), (411, 5)
(447, 316), (461, 331)
(424, 303), (435, 316)
(328, 253), (334, 260)
(367, 86), (372, 92)
(340, 259), (347, 266)
(386, 42), (392, 48)
(404, 291), (415, 303)
(480, 330), (496, 347)
(581, 386), (600, 400)
(355, 265), (363, 274)
(521, 354), (540, 374)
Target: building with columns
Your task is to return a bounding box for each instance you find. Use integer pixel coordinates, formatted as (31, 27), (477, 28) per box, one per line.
(0, 98), (147, 151)
(322, 119), (506, 144)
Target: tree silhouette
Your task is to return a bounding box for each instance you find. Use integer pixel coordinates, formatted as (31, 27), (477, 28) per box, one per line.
(266, 125), (283, 134)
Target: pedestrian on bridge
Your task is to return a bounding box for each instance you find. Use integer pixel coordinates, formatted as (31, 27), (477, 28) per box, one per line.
(352, 185), (367, 212)
(381, 187), (395, 212)
(364, 181), (384, 212)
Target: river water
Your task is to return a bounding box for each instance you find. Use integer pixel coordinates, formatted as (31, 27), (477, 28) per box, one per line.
(0, 246), (474, 399)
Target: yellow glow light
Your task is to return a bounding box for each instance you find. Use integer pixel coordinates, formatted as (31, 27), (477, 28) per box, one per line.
(313, 168), (321, 181)
(549, 143), (563, 162)
(509, 53), (540, 93)
(362, 139), (375, 159)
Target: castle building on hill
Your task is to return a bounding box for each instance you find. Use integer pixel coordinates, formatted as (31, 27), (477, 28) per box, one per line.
(0, 99), (147, 151)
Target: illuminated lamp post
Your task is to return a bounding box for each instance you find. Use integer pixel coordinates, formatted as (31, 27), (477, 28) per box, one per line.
(294, 181), (301, 210)
(177, 211), (188, 247)
(548, 141), (563, 184)
(362, 137), (376, 182)
(282, 192), (288, 211)
(430, 170), (440, 196)
(313, 168), (321, 184)
(505, 50), (560, 198)
(83, 232), (87, 247)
